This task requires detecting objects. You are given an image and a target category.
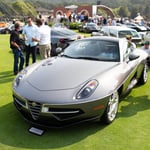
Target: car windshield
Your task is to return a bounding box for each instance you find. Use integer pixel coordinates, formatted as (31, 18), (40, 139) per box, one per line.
(63, 39), (120, 62)
(118, 30), (139, 38)
(87, 23), (96, 26)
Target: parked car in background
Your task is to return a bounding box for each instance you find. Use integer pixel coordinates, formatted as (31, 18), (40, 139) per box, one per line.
(78, 22), (100, 33)
(0, 22), (7, 27)
(51, 27), (83, 56)
(91, 26), (142, 45)
(0, 26), (7, 34)
(52, 23), (68, 28)
(143, 31), (150, 42)
(0, 24), (14, 34)
(12, 36), (148, 128)
(0, 23), (24, 34)
(125, 22), (147, 39)
(145, 26), (150, 31)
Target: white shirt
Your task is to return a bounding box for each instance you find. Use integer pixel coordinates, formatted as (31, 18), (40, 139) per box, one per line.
(38, 24), (51, 45)
(22, 24), (39, 47)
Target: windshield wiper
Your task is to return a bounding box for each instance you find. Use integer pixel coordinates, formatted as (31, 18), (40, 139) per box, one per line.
(74, 56), (101, 61)
(62, 55), (101, 61)
(62, 54), (75, 59)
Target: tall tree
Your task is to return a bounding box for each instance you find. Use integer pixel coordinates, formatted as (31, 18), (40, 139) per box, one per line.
(118, 6), (130, 18)
(12, 0), (37, 16)
(143, 5), (150, 21)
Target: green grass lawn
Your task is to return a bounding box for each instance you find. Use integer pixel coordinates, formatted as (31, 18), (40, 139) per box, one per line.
(0, 34), (150, 150)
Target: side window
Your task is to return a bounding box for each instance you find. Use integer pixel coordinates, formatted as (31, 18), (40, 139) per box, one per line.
(110, 29), (117, 37)
(131, 31), (139, 38)
(118, 31), (128, 38)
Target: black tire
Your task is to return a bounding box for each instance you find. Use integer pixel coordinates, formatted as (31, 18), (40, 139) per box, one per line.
(101, 91), (119, 124)
(51, 44), (57, 56)
(139, 63), (148, 85)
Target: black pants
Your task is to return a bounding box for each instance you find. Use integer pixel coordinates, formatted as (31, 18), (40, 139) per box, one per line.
(25, 45), (37, 67)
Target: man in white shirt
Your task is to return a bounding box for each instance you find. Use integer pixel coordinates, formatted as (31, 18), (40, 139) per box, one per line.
(36, 19), (51, 59)
(22, 16), (40, 66)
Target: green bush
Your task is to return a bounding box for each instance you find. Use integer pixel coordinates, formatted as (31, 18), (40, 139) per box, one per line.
(69, 22), (81, 29)
(48, 22), (53, 27)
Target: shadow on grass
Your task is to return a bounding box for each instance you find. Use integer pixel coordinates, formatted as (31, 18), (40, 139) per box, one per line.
(1, 95), (149, 149)
(118, 95), (150, 117)
(0, 102), (106, 149)
(0, 70), (14, 84)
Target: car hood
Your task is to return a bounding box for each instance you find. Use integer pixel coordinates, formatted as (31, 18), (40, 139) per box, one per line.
(26, 57), (118, 91)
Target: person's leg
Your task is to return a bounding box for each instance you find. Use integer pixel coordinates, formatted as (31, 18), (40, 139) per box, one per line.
(39, 45), (45, 59)
(46, 44), (51, 58)
(19, 51), (25, 71)
(31, 46), (36, 63)
(13, 49), (19, 75)
(25, 45), (30, 67)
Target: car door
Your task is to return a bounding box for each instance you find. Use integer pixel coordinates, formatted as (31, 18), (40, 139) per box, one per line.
(120, 41), (140, 93)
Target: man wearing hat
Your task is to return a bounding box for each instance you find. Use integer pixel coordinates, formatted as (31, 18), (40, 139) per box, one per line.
(141, 41), (150, 54)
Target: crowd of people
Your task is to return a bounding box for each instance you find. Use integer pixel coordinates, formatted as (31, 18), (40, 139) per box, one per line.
(10, 17), (51, 75)
(55, 11), (150, 29)
(9, 16), (150, 76)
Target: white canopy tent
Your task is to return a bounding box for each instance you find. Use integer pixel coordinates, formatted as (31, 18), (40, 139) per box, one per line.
(134, 13), (144, 23)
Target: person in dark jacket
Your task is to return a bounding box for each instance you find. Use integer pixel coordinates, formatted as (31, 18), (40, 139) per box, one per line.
(10, 22), (24, 75)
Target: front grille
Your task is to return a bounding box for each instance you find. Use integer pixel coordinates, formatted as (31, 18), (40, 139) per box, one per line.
(28, 101), (41, 120)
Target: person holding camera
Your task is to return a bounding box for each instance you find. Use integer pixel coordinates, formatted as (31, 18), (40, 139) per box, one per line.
(10, 22), (25, 75)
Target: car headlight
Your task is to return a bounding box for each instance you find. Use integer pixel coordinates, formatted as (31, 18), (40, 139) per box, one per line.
(76, 80), (99, 99)
(13, 69), (28, 87)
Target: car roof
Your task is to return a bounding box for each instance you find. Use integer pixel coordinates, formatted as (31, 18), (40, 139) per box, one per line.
(102, 26), (137, 31)
(86, 22), (97, 25)
(79, 36), (121, 43)
(51, 27), (78, 35)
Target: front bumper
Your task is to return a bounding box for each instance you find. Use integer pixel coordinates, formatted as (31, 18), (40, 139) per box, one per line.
(13, 93), (109, 128)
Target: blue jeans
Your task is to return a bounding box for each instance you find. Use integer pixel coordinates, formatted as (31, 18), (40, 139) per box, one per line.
(12, 48), (25, 74)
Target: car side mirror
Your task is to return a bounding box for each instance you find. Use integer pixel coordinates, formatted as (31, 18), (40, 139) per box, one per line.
(129, 53), (140, 61)
(56, 47), (63, 55)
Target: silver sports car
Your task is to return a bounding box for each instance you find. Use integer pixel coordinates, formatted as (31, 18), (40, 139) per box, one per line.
(12, 36), (149, 128)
